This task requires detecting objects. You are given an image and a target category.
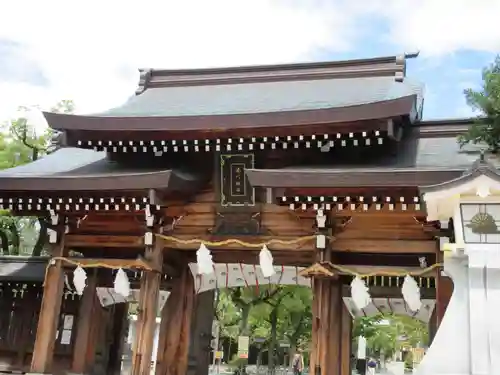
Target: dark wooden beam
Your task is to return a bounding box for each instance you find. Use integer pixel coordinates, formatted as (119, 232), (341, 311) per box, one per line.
(160, 235), (316, 252)
(335, 252), (437, 267)
(332, 239), (437, 254)
(66, 234), (145, 248)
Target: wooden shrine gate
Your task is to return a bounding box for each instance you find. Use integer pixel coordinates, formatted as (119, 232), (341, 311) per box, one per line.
(0, 53), (463, 375)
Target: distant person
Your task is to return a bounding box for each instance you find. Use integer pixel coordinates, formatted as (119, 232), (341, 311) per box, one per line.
(367, 357), (377, 375)
(292, 349), (304, 375)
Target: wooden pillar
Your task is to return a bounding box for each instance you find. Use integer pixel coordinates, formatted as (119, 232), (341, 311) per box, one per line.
(131, 243), (163, 375)
(187, 290), (215, 375)
(428, 308), (438, 345)
(71, 271), (99, 374)
(30, 225), (66, 374)
(310, 278), (343, 375)
(310, 278), (320, 375)
(106, 303), (129, 374)
(156, 265), (195, 375)
(340, 304), (353, 375)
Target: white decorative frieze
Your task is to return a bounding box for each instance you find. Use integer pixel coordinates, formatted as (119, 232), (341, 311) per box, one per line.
(76, 130), (386, 153)
(282, 195), (421, 211)
(0, 196), (160, 212)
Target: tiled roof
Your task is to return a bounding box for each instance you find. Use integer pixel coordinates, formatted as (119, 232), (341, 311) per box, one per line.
(97, 77), (423, 119)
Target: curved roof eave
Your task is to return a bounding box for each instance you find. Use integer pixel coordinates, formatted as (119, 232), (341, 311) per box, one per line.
(43, 95), (417, 133)
(245, 168), (466, 188)
(420, 156), (500, 194)
(0, 148), (199, 192)
(0, 170), (173, 191)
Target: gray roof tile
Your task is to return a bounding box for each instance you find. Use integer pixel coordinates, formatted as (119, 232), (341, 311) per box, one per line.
(96, 77), (424, 118)
(0, 148), (106, 177)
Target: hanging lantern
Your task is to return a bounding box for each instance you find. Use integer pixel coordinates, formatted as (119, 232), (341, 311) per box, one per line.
(259, 245), (275, 278)
(350, 276), (371, 310)
(73, 266), (87, 296)
(114, 268), (131, 297)
(402, 275), (422, 311)
(196, 243), (214, 275)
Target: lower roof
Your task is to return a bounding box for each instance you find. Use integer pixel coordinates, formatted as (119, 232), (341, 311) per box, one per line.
(0, 148), (200, 192)
(0, 125), (494, 194)
(246, 167), (463, 188)
(246, 133), (500, 188)
(0, 256), (47, 281)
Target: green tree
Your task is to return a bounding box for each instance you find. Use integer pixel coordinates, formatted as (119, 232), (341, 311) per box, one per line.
(459, 55), (500, 153)
(216, 286), (281, 371)
(241, 286), (312, 371)
(215, 285), (312, 372)
(352, 314), (428, 362)
(277, 287), (312, 366)
(254, 286), (292, 371)
(0, 100), (75, 255)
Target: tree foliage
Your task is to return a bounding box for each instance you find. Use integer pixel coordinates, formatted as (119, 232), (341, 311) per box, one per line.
(0, 100), (74, 255)
(459, 55), (500, 153)
(352, 314), (428, 360)
(215, 285), (312, 371)
(216, 284), (429, 371)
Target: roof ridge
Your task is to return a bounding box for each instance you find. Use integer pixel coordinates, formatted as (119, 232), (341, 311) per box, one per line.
(135, 54), (411, 95)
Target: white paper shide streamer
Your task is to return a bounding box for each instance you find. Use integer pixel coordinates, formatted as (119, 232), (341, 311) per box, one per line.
(197, 243), (214, 275)
(259, 245), (275, 278)
(350, 276), (372, 310)
(402, 275), (422, 311)
(73, 266), (87, 296)
(114, 268), (131, 298)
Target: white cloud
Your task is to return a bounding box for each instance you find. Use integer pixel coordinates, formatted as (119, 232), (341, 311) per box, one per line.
(0, 0), (357, 119)
(1, 0), (499, 124)
(366, 0), (500, 56)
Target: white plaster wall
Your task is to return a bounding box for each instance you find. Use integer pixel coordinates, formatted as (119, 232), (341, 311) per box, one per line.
(414, 255), (471, 375)
(486, 252), (500, 370)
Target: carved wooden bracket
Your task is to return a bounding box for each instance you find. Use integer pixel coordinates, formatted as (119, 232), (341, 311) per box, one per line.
(299, 262), (339, 279)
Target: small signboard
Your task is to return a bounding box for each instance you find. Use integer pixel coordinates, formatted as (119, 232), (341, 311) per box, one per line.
(237, 336), (250, 359)
(357, 336), (367, 359)
(279, 341), (290, 348)
(215, 351), (224, 359)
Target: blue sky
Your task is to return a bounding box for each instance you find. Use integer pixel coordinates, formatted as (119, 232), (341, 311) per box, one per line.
(1, 0), (499, 124)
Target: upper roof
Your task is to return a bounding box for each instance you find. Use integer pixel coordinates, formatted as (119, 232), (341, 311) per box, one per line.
(43, 54), (424, 135)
